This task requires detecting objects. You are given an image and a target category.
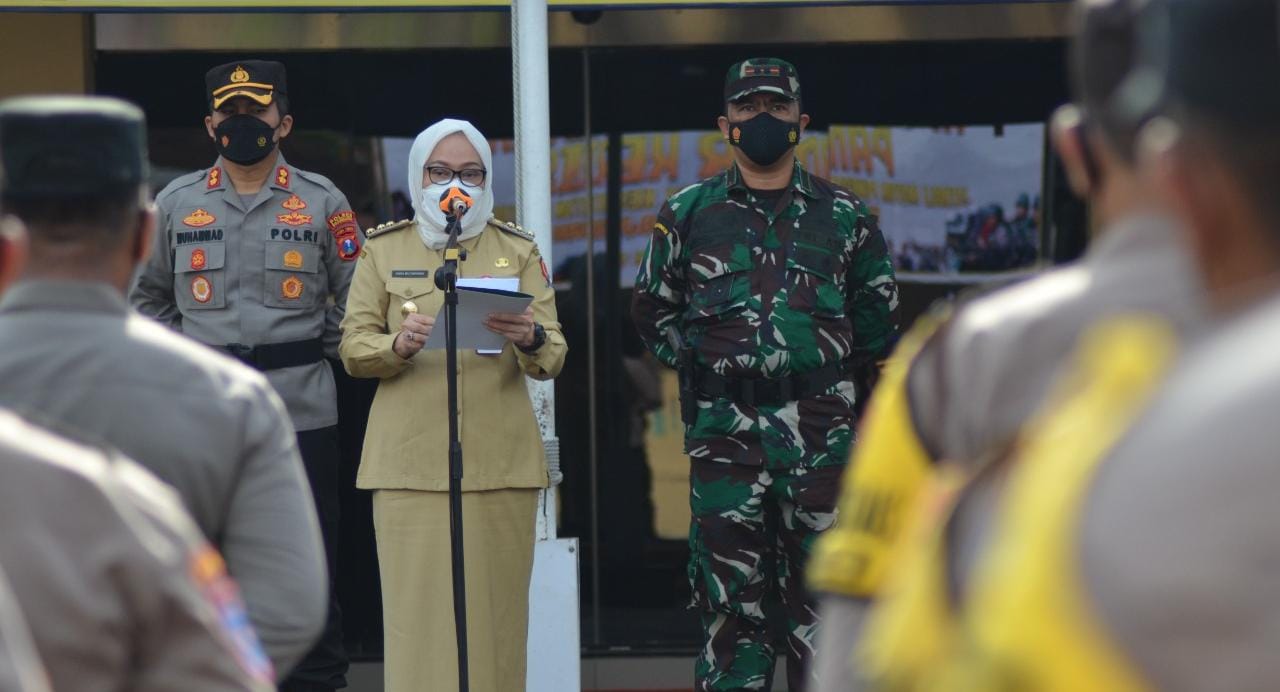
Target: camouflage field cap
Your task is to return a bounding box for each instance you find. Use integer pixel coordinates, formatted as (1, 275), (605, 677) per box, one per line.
(724, 58), (801, 103)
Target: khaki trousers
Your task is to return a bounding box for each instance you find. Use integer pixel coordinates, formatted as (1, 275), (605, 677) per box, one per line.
(373, 488), (538, 692)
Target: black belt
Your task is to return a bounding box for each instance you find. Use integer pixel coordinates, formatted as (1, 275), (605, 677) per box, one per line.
(693, 359), (856, 408)
(219, 338), (324, 371)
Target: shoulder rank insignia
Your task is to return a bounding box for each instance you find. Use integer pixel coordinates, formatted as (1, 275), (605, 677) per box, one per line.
(487, 218), (535, 241)
(365, 219), (413, 240)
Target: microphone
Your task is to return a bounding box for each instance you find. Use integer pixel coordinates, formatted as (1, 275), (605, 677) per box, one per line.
(438, 187), (473, 220)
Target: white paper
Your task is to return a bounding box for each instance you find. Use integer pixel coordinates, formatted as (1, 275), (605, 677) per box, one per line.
(423, 284), (533, 353)
(458, 276), (519, 293)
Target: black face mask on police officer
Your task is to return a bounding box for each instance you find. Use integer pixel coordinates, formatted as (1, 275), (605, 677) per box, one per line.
(728, 112), (801, 167)
(213, 114), (279, 165)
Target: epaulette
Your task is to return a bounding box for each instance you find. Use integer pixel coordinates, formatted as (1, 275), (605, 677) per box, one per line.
(156, 168), (209, 199)
(487, 217), (535, 242)
(293, 167), (342, 196)
(365, 219), (413, 240)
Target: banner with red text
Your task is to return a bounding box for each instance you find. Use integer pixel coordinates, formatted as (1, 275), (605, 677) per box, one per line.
(382, 123), (1044, 287)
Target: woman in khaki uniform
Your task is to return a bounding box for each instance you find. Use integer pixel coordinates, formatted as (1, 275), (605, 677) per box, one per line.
(339, 118), (566, 692)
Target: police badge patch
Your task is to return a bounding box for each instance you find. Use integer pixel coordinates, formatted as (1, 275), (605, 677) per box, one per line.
(281, 276), (304, 300)
(191, 275), (213, 304)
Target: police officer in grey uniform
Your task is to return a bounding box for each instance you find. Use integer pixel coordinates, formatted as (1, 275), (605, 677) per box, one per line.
(0, 408), (275, 692)
(1065, 0), (1280, 684)
(0, 132), (270, 689)
(130, 61), (354, 691)
(0, 96), (326, 680)
(808, 1), (1207, 687)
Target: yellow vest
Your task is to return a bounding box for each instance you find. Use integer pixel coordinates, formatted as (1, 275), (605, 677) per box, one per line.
(858, 318), (1177, 691)
(808, 311), (944, 598)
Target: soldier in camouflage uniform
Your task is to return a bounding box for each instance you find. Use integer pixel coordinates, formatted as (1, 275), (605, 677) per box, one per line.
(631, 58), (899, 691)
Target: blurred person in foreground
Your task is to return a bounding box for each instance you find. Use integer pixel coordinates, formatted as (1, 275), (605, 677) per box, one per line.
(807, 0), (1207, 687)
(340, 118), (566, 692)
(0, 94), (326, 682)
(852, 0), (1280, 688)
(0, 135), (271, 689)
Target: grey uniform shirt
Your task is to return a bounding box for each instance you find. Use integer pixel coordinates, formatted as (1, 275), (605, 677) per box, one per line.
(0, 565), (49, 692)
(1080, 290), (1280, 691)
(823, 214), (1206, 692)
(909, 213), (1205, 464)
(130, 154), (360, 431)
(0, 280), (326, 679)
(0, 410), (273, 692)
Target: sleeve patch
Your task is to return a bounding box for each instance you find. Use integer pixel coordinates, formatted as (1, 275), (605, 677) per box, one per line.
(189, 544), (274, 683)
(327, 210), (355, 231)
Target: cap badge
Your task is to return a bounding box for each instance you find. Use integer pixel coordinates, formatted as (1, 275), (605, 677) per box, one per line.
(191, 276), (213, 304)
(281, 194), (307, 211)
(283, 249), (304, 269)
(191, 248), (208, 270)
(276, 211), (312, 227)
(183, 209), (216, 227)
(230, 66), (250, 84)
(495, 257), (511, 268)
(281, 276), (304, 300)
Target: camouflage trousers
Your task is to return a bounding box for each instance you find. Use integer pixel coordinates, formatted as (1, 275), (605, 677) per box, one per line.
(689, 459), (844, 692)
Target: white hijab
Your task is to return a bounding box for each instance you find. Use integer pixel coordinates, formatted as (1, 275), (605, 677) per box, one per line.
(407, 118), (495, 249)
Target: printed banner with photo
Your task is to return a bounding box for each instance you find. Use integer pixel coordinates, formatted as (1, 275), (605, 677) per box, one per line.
(382, 123), (1044, 287)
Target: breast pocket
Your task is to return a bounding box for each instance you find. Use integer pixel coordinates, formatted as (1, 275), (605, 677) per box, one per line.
(385, 277), (437, 330)
(685, 245), (752, 322)
(786, 241), (847, 318)
(174, 241), (227, 311)
(264, 240), (324, 309)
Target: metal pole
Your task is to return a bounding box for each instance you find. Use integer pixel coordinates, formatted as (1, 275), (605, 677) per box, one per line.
(514, 5), (582, 691)
(581, 43), (603, 648)
(512, 0), (558, 536)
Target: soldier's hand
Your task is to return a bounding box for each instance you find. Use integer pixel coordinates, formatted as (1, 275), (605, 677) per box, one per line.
(394, 313), (434, 358)
(484, 306), (536, 347)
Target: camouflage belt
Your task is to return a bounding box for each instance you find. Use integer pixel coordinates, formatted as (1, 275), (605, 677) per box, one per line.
(693, 359), (855, 407)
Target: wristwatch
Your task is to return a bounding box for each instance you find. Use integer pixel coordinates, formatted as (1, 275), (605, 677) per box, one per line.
(518, 323), (546, 353)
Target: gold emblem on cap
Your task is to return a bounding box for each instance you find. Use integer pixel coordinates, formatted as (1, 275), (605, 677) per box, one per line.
(230, 66), (250, 83)
(495, 257), (511, 268)
(400, 301), (418, 317)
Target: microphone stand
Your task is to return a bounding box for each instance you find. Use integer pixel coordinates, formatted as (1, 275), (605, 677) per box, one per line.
(434, 209), (469, 692)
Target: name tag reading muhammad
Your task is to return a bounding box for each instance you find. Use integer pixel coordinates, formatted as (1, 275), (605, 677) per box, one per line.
(392, 270), (430, 278)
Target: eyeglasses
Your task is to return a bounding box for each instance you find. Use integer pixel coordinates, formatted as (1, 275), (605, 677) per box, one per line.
(426, 166), (487, 188)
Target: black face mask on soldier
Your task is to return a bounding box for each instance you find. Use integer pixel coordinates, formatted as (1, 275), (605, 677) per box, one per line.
(728, 112), (801, 167)
(213, 114), (279, 165)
